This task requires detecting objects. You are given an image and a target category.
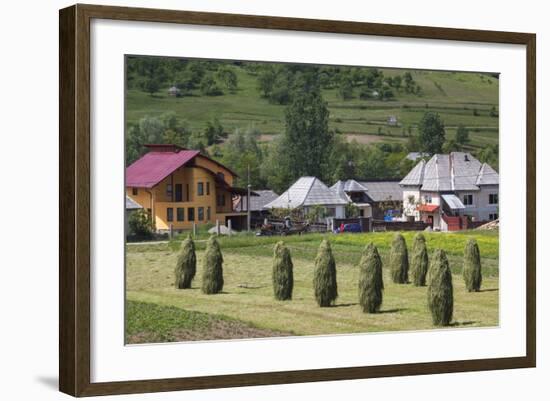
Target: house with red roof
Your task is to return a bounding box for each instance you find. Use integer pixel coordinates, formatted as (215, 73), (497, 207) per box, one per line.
(126, 144), (255, 232)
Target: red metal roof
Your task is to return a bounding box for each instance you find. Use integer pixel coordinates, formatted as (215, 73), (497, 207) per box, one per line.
(126, 148), (200, 188)
(417, 204), (439, 213)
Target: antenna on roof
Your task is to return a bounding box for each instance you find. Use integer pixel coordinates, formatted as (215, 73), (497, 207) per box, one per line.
(464, 154), (470, 162)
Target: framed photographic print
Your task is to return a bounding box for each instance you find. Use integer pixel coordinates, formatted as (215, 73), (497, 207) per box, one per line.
(59, 4), (536, 397)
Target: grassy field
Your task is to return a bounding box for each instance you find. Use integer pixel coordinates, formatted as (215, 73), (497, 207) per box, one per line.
(126, 230), (499, 343)
(126, 66), (499, 151)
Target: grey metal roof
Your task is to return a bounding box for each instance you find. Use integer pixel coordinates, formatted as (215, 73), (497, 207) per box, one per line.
(359, 181), (403, 202)
(400, 152), (499, 192)
(330, 179), (368, 202)
(399, 160), (425, 186)
(441, 194), (465, 210)
(264, 177), (348, 209)
(476, 163), (499, 186)
(235, 190), (279, 211)
(126, 196), (142, 210)
(406, 152), (429, 161)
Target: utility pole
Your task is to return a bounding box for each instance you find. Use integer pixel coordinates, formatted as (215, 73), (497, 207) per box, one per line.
(247, 164), (251, 232)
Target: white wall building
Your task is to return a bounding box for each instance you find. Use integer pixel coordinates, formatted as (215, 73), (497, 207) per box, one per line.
(400, 152), (499, 230)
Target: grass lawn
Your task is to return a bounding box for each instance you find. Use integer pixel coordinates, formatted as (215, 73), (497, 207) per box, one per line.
(126, 230), (499, 343)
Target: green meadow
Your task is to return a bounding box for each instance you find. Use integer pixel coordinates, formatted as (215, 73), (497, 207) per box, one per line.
(126, 66), (499, 152)
(126, 230), (499, 343)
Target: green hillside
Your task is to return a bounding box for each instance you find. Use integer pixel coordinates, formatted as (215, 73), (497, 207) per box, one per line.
(126, 65), (499, 151)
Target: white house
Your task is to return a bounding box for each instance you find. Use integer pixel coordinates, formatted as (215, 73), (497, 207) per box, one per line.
(400, 152), (499, 231)
(264, 176), (348, 219)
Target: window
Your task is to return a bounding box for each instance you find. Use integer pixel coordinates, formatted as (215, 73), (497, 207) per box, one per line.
(217, 193), (226, 207)
(217, 172), (225, 182)
(463, 194), (473, 206)
(197, 182), (204, 196)
(175, 184), (183, 202)
(198, 207), (204, 221)
(424, 194), (432, 204)
(177, 208), (184, 222)
(207, 206), (211, 221)
(188, 207), (195, 221)
(186, 184), (190, 201)
(489, 193), (498, 204)
(206, 182), (210, 195)
(167, 207), (173, 222)
(326, 208), (336, 217)
(166, 184), (173, 200)
(132, 187), (138, 196)
(489, 213), (498, 220)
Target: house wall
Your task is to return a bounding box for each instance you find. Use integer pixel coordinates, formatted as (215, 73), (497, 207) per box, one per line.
(456, 185), (499, 221)
(402, 187), (421, 219)
(126, 155), (242, 231)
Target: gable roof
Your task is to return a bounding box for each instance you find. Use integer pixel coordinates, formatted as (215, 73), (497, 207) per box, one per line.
(264, 177), (348, 209)
(126, 147), (200, 188)
(234, 190), (279, 211)
(476, 163), (499, 186)
(360, 180), (403, 202)
(330, 179), (369, 202)
(400, 152), (499, 191)
(125, 196), (143, 210)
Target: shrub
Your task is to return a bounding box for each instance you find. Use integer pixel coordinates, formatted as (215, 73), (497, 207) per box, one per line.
(201, 236), (224, 294)
(463, 238), (482, 292)
(272, 241), (294, 301)
(313, 239), (338, 307)
(358, 243), (384, 313)
(128, 209), (153, 237)
(390, 233), (409, 284)
(174, 236), (196, 289)
(410, 233), (429, 286)
(427, 249), (454, 326)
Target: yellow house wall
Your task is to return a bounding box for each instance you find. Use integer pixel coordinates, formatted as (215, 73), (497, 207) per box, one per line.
(126, 155), (241, 231)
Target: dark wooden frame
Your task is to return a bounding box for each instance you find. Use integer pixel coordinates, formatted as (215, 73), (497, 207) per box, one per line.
(59, 3), (536, 397)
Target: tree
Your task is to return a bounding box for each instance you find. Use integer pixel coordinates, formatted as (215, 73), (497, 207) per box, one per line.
(418, 112), (446, 154)
(199, 73), (223, 96)
(410, 233), (429, 286)
(201, 236), (224, 294)
(128, 209), (152, 237)
(216, 67), (238, 92)
(455, 124), (470, 145)
(389, 233), (409, 284)
(272, 242), (294, 300)
(338, 76), (354, 100)
(463, 238), (482, 292)
(345, 202), (360, 218)
(257, 65), (277, 98)
(204, 118), (224, 145)
(313, 239), (338, 307)
(278, 90), (333, 184)
(175, 236), (196, 289)
(358, 243), (384, 313)
(427, 249), (454, 326)
(140, 77), (160, 96)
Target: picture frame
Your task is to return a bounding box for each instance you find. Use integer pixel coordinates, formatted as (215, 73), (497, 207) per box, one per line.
(59, 3), (536, 397)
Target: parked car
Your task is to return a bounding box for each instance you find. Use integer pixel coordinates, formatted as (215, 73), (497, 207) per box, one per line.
(335, 223), (362, 233)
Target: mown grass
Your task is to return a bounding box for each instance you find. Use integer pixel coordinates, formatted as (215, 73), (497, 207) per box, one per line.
(126, 300), (290, 343)
(126, 230), (499, 342)
(126, 66), (499, 150)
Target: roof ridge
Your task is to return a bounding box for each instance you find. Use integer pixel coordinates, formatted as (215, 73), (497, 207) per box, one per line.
(302, 177), (319, 204)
